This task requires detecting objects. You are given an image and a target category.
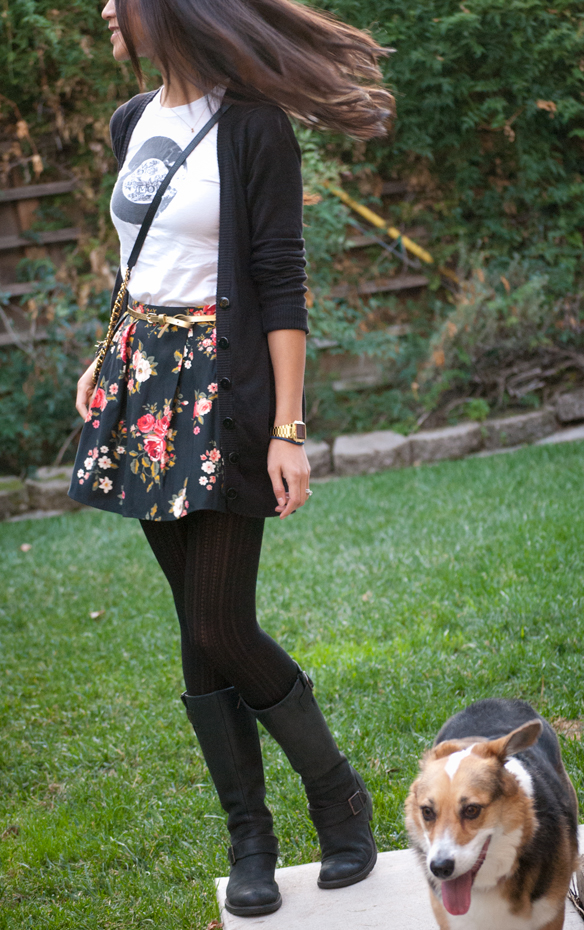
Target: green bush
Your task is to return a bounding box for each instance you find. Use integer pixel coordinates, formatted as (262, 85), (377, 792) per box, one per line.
(299, 0), (584, 436)
(323, 0), (584, 290)
(0, 260), (109, 474)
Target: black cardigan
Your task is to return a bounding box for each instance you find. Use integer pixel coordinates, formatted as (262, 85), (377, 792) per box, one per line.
(109, 92), (308, 518)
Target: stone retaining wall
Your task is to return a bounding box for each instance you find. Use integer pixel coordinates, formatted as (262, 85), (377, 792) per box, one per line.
(320, 396), (584, 479)
(1, 393), (584, 520)
(0, 467), (82, 522)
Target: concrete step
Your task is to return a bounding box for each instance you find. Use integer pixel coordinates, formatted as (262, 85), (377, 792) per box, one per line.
(537, 424), (584, 446)
(328, 274), (428, 299)
(217, 826), (584, 929)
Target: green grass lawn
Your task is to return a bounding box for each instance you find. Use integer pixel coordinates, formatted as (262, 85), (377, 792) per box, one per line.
(1, 441), (583, 929)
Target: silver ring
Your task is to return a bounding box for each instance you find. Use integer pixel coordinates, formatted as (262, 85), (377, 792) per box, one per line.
(306, 489), (313, 497)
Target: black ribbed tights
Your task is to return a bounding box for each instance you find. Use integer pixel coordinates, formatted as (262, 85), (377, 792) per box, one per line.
(140, 509), (297, 709)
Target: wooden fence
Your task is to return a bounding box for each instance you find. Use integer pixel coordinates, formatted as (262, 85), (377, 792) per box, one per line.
(0, 179), (80, 347)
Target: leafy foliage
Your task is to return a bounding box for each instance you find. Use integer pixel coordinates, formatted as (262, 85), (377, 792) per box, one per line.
(302, 0), (584, 436)
(322, 0), (584, 289)
(415, 254), (584, 417)
(0, 260), (108, 473)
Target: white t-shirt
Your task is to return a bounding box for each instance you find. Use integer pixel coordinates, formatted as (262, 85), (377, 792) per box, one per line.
(110, 89), (222, 307)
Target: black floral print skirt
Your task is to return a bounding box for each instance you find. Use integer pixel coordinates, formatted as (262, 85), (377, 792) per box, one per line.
(68, 298), (226, 521)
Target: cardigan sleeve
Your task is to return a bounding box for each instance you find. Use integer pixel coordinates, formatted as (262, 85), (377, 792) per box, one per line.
(243, 107), (308, 334)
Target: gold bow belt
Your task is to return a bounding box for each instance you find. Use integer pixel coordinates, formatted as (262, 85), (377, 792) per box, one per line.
(127, 307), (216, 337)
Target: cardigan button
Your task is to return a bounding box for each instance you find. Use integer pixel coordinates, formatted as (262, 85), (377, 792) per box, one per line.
(228, 452), (239, 465)
(226, 487), (238, 500)
(219, 297), (230, 309)
(220, 377), (232, 391)
(218, 336), (230, 350)
(223, 417), (235, 430)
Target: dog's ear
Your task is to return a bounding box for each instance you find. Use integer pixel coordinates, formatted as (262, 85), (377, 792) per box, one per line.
(486, 720), (543, 762)
(432, 740), (465, 760)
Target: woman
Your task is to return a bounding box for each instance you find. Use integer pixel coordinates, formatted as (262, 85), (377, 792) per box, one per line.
(70, 0), (393, 917)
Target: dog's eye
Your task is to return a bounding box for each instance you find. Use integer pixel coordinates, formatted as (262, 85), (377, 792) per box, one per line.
(421, 806), (436, 822)
(462, 804), (482, 820)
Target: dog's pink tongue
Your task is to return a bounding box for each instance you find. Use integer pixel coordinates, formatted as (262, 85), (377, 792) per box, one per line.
(441, 870), (474, 916)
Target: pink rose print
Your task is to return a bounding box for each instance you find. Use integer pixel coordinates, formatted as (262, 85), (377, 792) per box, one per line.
(153, 414), (171, 438)
(143, 436), (166, 462)
(209, 448), (221, 463)
(118, 321), (136, 362)
(127, 378), (135, 392)
(137, 414), (156, 433)
(194, 398), (212, 418)
(91, 388), (107, 411)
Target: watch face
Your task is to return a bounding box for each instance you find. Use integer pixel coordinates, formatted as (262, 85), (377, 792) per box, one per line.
(295, 423), (306, 440)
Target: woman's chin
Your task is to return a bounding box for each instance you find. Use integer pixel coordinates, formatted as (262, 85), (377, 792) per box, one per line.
(111, 36), (130, 61)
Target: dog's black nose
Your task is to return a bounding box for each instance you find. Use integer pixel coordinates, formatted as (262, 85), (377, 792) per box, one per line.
(430, 858), (455, 879)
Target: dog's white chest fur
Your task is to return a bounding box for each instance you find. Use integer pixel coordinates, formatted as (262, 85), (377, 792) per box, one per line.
(444, 888), (559, 930)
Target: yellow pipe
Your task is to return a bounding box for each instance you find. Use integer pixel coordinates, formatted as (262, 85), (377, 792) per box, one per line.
(326, 183), (434, 265)
(324, 183), (460, 285)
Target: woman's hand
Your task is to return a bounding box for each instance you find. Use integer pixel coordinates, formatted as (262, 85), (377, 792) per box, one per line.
(76, 359), (98, 420)
(268, 438), (311, 519)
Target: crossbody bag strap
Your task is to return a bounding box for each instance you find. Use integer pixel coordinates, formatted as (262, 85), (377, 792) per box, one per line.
(92, 101), (231, 387)
(127, 101), (231, 270)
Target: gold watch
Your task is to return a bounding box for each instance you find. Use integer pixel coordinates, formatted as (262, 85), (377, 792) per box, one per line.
(270, 420), (307, 444)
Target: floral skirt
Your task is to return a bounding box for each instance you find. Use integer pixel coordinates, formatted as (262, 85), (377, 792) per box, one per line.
(68, 298), (226, 521)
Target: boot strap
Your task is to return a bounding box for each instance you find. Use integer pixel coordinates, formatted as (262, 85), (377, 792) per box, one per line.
(308, 790), (369, 829)
(228, 834), (279, 865)
(298, 669), (314, 711)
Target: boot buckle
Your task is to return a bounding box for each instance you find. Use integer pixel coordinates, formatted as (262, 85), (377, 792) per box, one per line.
(348, 790), (365, 816)
(298, 670), (314, 710)
(228, 845), (237, 865)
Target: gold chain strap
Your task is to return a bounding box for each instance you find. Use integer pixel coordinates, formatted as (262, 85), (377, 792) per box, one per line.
(92, 267), (131, 387)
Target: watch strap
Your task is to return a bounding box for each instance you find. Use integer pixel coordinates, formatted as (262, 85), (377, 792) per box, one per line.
(271, 435), (303, 445)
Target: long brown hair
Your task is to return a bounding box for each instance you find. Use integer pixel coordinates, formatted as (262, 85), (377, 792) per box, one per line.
(116, 0), (394, 139)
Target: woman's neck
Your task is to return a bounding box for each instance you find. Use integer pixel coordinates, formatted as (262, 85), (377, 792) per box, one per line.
(160, 77), (205, 108)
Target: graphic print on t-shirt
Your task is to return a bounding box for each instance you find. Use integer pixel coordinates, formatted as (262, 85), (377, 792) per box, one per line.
(111, 136), (187, 226)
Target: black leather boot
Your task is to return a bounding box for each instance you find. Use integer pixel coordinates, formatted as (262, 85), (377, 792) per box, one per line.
(244, 669), (377, 889)
(181, 688), (282, 916)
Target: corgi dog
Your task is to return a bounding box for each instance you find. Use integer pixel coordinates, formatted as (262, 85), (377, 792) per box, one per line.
(405, 699), (578, 930)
